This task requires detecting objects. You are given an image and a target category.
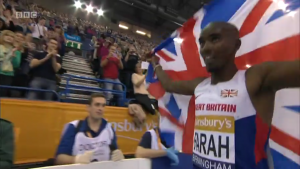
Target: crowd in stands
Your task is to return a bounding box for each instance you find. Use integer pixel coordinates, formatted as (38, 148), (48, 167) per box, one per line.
(0, 0), (157, 111)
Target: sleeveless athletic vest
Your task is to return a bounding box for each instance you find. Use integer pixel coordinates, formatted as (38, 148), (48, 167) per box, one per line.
(68, 120), (114, 162)
(193, 70), (270, 169)
(148, 129), (166, 150)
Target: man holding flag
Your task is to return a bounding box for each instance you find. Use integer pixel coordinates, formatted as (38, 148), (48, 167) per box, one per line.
(149, 21), (299, 168)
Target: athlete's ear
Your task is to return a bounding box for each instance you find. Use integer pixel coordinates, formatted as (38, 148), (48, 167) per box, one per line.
(235, 39), (241, 51)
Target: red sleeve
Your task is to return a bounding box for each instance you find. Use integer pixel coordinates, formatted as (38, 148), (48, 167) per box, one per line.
(101, 55), (107, 61)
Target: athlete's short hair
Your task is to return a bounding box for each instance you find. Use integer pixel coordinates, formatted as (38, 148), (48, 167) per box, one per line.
(88, 93), (106, 105)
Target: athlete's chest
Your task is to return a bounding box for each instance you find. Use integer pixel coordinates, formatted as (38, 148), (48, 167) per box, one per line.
(192, 74), (257, 168)
(194, 79), (255, 119)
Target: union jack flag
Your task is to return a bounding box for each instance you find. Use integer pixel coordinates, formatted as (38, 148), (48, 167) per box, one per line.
(145, 0), (300, 168)
(221, 89), (238, 98)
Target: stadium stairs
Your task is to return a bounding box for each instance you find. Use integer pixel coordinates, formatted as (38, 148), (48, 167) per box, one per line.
(59, 53), (103, 104)
(59, 52), (127, 106)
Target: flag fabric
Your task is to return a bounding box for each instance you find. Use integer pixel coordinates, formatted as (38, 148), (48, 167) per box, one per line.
(145, 0), (300, 168)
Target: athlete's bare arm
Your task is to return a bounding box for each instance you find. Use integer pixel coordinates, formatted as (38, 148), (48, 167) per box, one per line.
(154, 65), (204, 95)
(250, 60), (300, 92)
(246, 60), (300, 124)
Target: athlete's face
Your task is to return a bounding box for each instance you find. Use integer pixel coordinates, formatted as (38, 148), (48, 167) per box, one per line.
(199, 23), (239, 73)
(88, 97), (106, 120)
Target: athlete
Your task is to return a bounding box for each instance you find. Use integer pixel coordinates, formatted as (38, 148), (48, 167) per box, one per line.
(150, 22), (300, 169)
(55, 93), (124, 165)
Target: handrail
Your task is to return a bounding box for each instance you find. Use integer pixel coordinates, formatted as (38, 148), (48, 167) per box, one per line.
(61, 74), (127, 99)
(0, 85), (60, 101)
(66, 84), (125, 94)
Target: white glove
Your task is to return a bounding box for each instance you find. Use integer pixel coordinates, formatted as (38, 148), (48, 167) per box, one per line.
(111, 149), (124, 161)
(74, 151), (94, 164)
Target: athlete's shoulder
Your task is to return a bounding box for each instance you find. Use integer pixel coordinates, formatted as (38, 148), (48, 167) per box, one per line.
(245, 64), (271, 95)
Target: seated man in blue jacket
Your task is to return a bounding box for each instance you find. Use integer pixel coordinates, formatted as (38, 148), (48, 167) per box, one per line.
(55, 93), (124, 165)
(0, 118), (14, 169)
(135, 118), (179, 166)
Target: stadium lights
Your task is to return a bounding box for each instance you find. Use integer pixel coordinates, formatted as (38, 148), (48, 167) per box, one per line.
(86, 4), (93, 13)
(74, 1), (105, 16)
(97, 9), (104, 16)
(119, 24), (128, 29)
(246, 64), (251, 68)
(136, 30), (146, 35)
(74, 1), (82, 8)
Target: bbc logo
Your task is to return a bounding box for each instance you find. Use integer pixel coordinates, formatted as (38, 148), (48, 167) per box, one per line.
(16, 12), (37, 19)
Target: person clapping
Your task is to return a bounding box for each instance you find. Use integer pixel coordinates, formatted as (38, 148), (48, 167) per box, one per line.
(28, 38), (61, 100)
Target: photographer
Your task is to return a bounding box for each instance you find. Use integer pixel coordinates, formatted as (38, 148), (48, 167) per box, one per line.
(28, 38), (61, 100)
(31, 17), (47, 39)
(124, 45), (140, 71)
(123, 45), (140, 92)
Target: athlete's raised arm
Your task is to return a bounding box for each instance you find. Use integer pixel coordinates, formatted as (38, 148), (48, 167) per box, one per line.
(151, 56), (204, 95)
(249, 60), (300, 92)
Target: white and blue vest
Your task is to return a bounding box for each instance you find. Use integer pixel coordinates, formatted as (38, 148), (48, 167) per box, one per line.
(193, 70), (270, 169)
(67, 120), (114, 162)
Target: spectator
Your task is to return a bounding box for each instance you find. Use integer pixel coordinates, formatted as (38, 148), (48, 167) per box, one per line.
(0, 30), (21, 97)
(28, 38), (61, 100)
(78, 25), (84, 35)
(123, 45), (140, 92)
(25, 32), (32, 45)
(96, 39), (111, 76)
(98, 34), (106, 47)
(25, 19), (34, 34)
(31, 17), (47, 39)
(67, 21), (75, 35)
(55, 93), (124, 164)
(0, 118), (14, 169)
(49, 18), (55, 28)
(91, 36), (99, 60)
(85, 25), (94, 39)
(81, 35), (92, 59)
(0, 4), (15, 32)
(132, 62), (156, 115)
(98, 38), (111, 59)
(0, 17), (6, 31)
(100, 45), (124, 105)
(11, 31), (32, 97)
(125, 45), (140, 71)
(55, 25), (66, 57)
(46, 27), (56, 40)
(116, 45), (123, 58)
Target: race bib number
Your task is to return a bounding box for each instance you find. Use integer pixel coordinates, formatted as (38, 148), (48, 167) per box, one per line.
(193, 115), (235, 169)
